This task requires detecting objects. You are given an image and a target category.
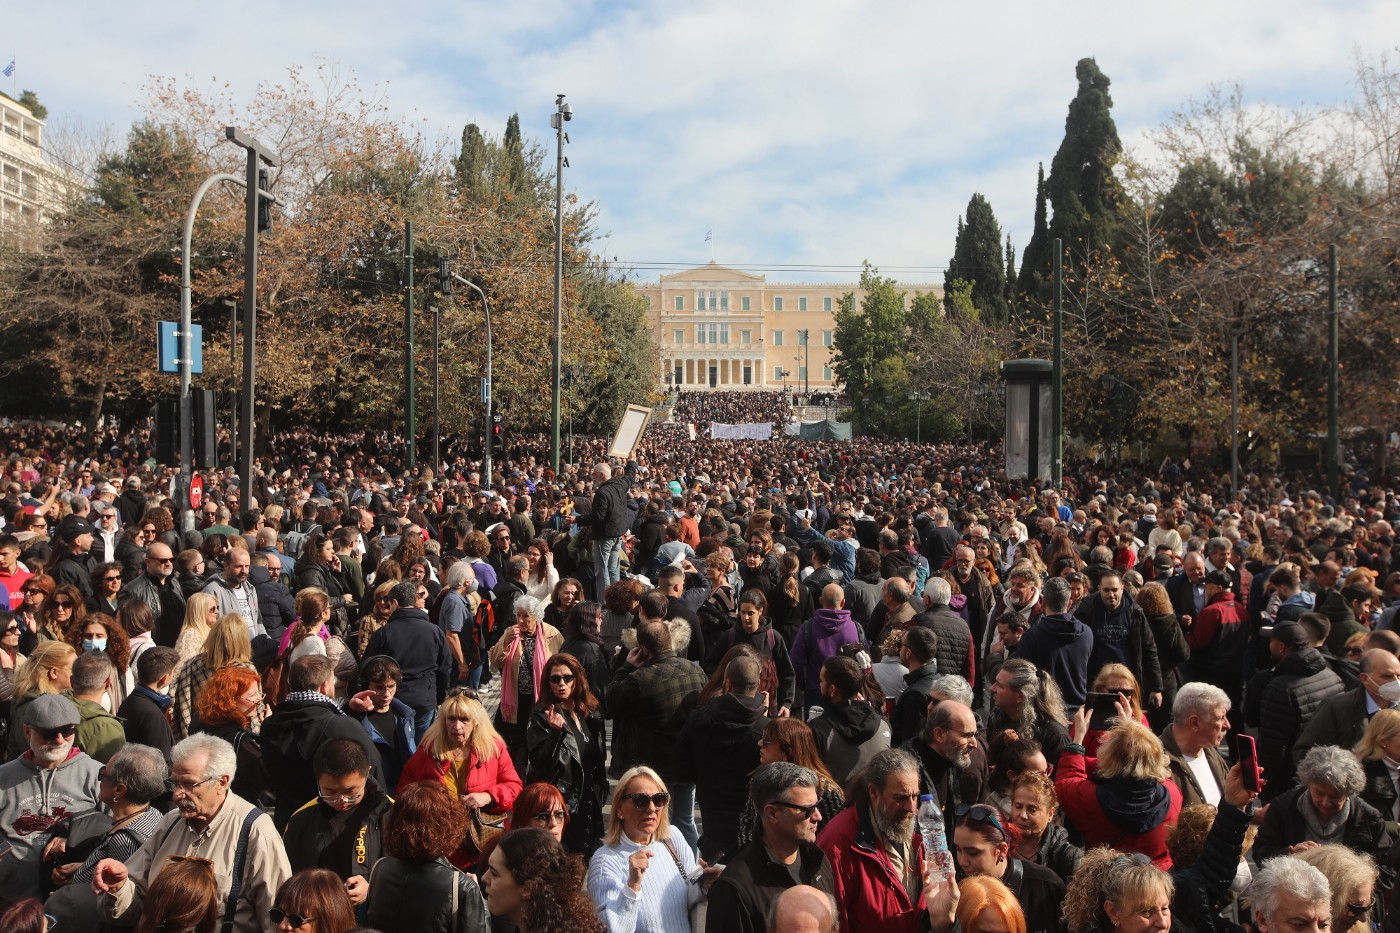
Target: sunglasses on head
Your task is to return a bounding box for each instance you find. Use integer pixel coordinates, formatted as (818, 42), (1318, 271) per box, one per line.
(623, 791), (671, 810)
(956, 803), (1007, 840)
(447, 686), (479, 700)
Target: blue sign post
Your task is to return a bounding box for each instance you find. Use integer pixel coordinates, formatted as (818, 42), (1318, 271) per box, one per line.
(158, 322), (203, 374)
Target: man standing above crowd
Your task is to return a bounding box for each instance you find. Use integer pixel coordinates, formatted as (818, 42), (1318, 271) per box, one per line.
(575, 456), (638, 599)
(49, 519), (96, 600)
(365, 581), (452, 739)
(1245, 620), (1344, 799)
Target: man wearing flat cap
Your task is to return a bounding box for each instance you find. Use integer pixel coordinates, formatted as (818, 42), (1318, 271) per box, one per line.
(1244, 619), (1345, 800)
(0, 693), (102, 897)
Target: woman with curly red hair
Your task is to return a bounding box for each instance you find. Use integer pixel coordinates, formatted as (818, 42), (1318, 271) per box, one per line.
(365, 781), (489, 933)
(191, 665), (271, 806)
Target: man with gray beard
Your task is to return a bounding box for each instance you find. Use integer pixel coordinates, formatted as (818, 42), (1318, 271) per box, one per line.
(817, 748), (939, 933)
(0, 694), (102, 897)
(901, 700), (988, 830)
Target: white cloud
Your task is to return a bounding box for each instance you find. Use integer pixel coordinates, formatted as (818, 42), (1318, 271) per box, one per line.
(10, 0), (1399, 285)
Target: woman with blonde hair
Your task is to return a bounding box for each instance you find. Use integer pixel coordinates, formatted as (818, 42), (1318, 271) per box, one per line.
(5, 639), (75, 758)
(173, 592), (220, 671)
(1063, 848), (1174, 933)
(1083, 664), (1148, 757)
(396, 689), (522, 871)
(586, 765), (706, 933)
(957, 875), (1028, 933)
(1354, 706), (1400, 818)
(170, 613), (260, 740)
(1296, 844), (1380, 933)
(1058, 705), (1182, 868)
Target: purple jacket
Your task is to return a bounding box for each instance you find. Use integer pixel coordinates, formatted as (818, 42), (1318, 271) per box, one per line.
(791, 607), (864, 695)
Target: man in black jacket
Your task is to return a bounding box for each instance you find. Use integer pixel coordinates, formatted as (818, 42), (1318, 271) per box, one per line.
(119, 541), (186, 647)
(1243, 620), (1344, 800)
(706, 761), (836, 933)
(901, 699), (988, 829)
(364, 582), (452, 740)
(249, 552), (294, 645)
(118, 646), (179, 763)
(672, 654), (768, 860)
(283, 738), (391, 907)
(891, 627), (939, 747)
(260, 655), (385, 828)
(574, 456), (637, 600)
(1075, 571), (1164, 706)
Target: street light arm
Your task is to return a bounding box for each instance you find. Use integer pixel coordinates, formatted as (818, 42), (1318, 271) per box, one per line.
(450, 272), (494, 491)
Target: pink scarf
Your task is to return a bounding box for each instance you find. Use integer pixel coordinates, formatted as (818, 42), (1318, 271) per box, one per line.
(499, 626), (548, 724)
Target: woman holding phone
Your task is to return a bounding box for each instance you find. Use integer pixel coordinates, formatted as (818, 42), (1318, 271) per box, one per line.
(524, 652), (608, 857)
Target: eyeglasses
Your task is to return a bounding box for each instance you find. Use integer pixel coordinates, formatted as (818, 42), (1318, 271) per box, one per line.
(623, 792), (671, 810)
(532, 809), (569, 825)
(51, 600), (74, 609)
(1344, 900), (1376, 917)
(36, 724), (77, 741)
(141, 527), (157, 534)
(165, 776), (217, 793)
(317, 789), (364, 805)
(547, 674), (575, 685)
(956, 803), (1007, 840)
(1111, 852), (1152, 869)
(269, 908), (315, 928)
(771, 799), (821, 819)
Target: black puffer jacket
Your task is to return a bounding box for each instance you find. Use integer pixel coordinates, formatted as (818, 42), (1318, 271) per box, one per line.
(1245, 647), (1344, 799)
(1254, 784), (1396, 891)
(1032, 822), (1083, 884)
(913, 605), (974, 682)
(670, 691), (768, 860)
(1169, 801), (1252, 933)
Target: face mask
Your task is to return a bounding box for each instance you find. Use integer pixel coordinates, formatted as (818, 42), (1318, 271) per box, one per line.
(82, 638), (107, 653)
(466, 580), (478, 594)
(1377, 679), (1400, 705)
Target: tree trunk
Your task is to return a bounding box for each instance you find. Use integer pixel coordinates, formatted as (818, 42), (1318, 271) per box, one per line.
(86, 375), (108, 439)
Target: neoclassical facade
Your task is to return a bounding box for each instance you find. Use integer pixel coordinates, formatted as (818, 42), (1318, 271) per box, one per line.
(638, 262), (939, 392)
(0, 94), (74, 230)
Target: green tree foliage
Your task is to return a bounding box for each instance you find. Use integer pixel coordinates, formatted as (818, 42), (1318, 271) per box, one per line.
(16, 90), (46, 120)
(944, 193), (1008, 323)
(570, 260), (659, 434)
(1047, 58), (1124, 262)
(831, 263), (911, 433)
(1017, 163), (1050, 302)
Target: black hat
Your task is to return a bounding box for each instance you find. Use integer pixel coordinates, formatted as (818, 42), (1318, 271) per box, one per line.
(58, 518), (95, 543)
(1270, 620), (1309, 650)
(1204, 570), (1232, 588)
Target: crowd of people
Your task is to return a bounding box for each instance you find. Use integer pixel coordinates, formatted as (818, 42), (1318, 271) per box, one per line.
(0, 414), (1397, 933)
(670, 391), (794, 427)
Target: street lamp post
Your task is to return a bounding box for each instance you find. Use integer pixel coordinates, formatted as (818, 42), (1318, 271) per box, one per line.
(799, 329), (810, 398)
(450, 271), (493, 491)
(550, 94), (572, 476)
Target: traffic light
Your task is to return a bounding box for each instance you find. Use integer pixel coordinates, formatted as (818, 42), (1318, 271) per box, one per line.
(438, 257), (452, 296)
(257, 169), (273, 232)
(490, 411), (505, 457)
(155, 397), (179, 466)
(191, 388), (217, 469)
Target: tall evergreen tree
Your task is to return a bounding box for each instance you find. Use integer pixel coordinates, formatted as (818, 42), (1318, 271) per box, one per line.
(1004, 236), (1016, 305)
(1017, 163), (1050, 298)
(944, 193), (1008, 323)
(1046, 58), (1124, 261)
(502, 113), (528, 200)
(454, 123), (488, 203)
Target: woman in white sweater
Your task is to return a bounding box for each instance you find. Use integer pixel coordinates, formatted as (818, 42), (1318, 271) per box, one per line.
(585, 765), (717, 932)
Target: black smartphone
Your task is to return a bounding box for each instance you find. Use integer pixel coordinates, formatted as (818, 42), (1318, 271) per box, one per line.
(1085, 691), (1123, 733)
(1236, 734), (1261, 792)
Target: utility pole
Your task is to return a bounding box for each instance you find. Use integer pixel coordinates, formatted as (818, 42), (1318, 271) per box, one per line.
(1327, 244), (1340, 501)
(226, 298), (237, 470)
(224, 127), (279, 516)
(1051, 239), (1063, 486)
(550, 94), (572, 474)
(1230, 332), (1240, 497)
(404, 220), (416, 471)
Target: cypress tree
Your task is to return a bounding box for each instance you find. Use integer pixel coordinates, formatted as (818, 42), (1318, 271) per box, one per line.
(1004, 235), (1016, 306)
(1046, 57), (1124, 261)
(502, 113), (528, 199)
(944, 193), (1009, 323)
(1017, 163), (1050, 299)
(454, 123), (488, 203)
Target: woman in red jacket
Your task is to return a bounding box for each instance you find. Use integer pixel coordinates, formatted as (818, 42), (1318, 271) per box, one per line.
(1056, 700), (1182, 869)
(397, 687), (523, 870)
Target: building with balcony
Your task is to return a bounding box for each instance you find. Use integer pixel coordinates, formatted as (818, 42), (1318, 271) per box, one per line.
(0, 94), (74, 229)
(637, 261), (940, 393)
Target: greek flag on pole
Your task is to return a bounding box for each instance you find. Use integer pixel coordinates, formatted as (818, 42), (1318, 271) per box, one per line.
(2, 61), (13, 78)
(704, 228), (713, 243)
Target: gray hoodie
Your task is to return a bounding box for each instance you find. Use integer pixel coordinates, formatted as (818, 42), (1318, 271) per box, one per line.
(0, 747), (103, 897)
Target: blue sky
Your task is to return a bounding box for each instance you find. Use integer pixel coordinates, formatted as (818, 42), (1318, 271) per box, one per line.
(10, 1), (1398, 284)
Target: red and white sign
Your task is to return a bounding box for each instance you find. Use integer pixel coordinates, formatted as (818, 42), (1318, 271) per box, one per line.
(188, 473), (204, 511)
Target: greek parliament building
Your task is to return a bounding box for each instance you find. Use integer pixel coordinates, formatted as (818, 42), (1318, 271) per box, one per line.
(638, 262), (940, 392)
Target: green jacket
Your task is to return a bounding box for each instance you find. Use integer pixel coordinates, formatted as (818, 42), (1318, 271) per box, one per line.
(68, 693), (126, 763)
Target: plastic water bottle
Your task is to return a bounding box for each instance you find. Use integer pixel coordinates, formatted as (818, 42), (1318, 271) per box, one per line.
(918, 794), (952, 882)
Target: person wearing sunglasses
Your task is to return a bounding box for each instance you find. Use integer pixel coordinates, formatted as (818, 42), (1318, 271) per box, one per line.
(951, 802), (1064, 933)
(0, 694), (101, 899)
(523, 653), (606, 858)
(489, 595), (564, 772)
(1294, 844), (1380, 933)
(93, 733), (293, 933)
(509, 782), (571, 845)
(269, 868), (357, 933)
(587, 765), (705, 933)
